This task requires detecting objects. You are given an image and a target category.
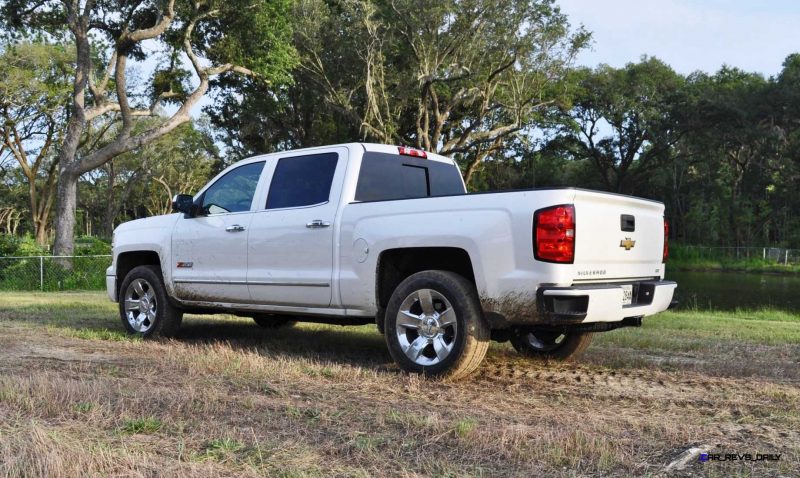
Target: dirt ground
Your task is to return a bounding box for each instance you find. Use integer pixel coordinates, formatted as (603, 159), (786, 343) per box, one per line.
(0, 293), (798, 477)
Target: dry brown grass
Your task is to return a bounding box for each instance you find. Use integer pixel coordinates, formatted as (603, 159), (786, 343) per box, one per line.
(0, 292), (798, 477)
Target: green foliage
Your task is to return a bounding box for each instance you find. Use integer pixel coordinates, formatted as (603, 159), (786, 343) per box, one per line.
(13, 234), (47, 256)
(473, 55), (800, 249)
(0, 234), (46, 256)
(0, 41), (73, 110)
(74, 236), (111, 256)
(0, 235), (19, 256)
(210, 0), (589, 165)
(550, 57), (685, 194)
(1, 1), (799, 253)
(200, 0), (297, 84)
(0, 255), (110, 291)
(668, 244), (800, 274)
(120, 417), (163, 435)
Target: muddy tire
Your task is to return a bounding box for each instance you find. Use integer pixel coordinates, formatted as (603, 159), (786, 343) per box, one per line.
(510, 331), (594, 361)
(376, 306), (386, 335)
(385, 270), (489, 379)
(119, 265), (183, 338)
(252, 315), (296, 329)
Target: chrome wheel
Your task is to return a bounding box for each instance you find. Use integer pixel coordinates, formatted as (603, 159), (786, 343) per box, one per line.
(123, 278), (157, 333)
(524, 331), (566, 352)
(395, 288), (458, 366)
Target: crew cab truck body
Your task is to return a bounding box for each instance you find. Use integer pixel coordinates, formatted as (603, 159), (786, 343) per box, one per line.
(108, 143), (676, 378)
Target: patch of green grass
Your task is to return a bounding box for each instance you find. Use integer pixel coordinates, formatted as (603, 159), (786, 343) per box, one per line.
(595, 308), (800, 351)
(74, 402), (94, 413)
(261, 382), (287, 397)
(0, 384), (18, 402)
(353, 434), (383, 451)
(669, 245), (800, 274)
(386, 409), (435, 429)
(284, 405), (321, 423)
(203, 437), (246, 459)
(59, 327), (138, 342)
(453, 418), (477, 438)
(119, 417), (162, 434)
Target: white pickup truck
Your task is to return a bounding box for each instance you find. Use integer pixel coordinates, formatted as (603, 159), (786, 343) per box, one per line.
(107, 143), (676, 378)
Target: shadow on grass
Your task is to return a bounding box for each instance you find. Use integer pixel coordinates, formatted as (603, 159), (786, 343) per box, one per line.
(0, 301), (392, 369)
(178, 316), (392, 368)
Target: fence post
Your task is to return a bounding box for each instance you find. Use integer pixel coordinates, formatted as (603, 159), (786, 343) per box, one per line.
(763, 248), (766, 260)
(39, 256), (44, 291)
(786, 250), (790, 265)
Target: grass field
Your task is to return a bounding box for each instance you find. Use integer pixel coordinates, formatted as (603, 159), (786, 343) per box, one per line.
(1, 292), (798, 477)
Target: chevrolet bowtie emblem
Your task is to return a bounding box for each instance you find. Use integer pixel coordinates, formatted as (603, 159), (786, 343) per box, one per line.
(619, 238), (636, 250)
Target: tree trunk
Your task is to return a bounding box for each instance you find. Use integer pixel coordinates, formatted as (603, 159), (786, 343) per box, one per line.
(35, 220), (49, 246)
(102, 162), (116, 238)
(52, 171), (79, 257)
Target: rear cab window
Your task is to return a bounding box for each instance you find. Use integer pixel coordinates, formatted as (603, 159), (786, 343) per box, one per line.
(355, 152), (465, 202)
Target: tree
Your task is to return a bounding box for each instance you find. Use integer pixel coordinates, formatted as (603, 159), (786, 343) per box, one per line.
(677, 68), (783, 246)
(261, 0), (589, 187)
(78, 121), (218, 237)
(1, 0), (296, 255)
(0, 42), (73, 244)
(552, 57), (685, 194)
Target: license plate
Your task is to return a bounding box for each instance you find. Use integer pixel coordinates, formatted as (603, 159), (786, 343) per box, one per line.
(621, 285), (633, 306)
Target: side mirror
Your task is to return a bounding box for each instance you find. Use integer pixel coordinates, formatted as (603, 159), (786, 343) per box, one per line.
(172, 194), (195, 216)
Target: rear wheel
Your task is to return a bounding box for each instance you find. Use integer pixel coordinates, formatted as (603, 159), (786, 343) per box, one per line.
(510, 330), (594, 361)
(252, 314), (296, 329)
(119, 265), (183, 338)
(385, 270), (489, 379)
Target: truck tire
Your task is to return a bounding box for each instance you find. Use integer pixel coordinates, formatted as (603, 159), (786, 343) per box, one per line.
(119, 265), (183, 338)
(384, 270), (489, 379)
(375, 306), (386, 335)
(510, 331), (594, 361)
(252, 314), (296, 329)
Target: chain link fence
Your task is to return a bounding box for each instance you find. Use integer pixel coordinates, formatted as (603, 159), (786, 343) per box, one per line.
(0, 255), (111, 291)
(673, 246), (800, 265)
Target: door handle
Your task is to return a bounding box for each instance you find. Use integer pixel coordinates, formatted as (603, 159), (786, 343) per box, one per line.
(226, 224), (246, 232)
(306, 220), (331, 229)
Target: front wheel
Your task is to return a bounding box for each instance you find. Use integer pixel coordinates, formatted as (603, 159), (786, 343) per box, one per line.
(510, 330), (594, 361)
(119, 265), (183, 338)
(384, 270), (489, 379)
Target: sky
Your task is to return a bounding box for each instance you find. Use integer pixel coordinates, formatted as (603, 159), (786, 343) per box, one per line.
(557, 0), (800, 77)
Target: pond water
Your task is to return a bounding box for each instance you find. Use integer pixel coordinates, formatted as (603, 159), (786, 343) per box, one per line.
(665, 270), (800, 311)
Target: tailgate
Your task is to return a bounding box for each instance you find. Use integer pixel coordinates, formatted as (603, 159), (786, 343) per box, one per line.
(572, 190), (665, 282)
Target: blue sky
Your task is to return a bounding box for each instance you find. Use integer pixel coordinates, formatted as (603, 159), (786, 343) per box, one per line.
(557, 0), (800, 76)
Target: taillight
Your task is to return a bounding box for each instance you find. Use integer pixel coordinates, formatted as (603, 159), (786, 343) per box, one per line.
(534, 204), (575, 263)
(663, 218), (669, 262)
(398, 146), (427, 158)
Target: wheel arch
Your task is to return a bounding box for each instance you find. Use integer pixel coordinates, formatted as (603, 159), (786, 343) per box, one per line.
(375, 247), (477, 316)
(116, 250), (161, 298)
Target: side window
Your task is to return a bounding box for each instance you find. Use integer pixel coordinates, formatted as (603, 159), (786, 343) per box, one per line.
(266, 153), (338, 209)
(201, 161), (265, 215)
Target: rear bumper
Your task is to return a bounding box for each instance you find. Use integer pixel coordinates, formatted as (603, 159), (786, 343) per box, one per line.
(538, 280), (677, 324)
(481, 280), (677, 328)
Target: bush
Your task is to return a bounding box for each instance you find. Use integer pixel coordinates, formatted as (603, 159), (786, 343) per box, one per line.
(0, 234), (111, 290)
(75, 236), (111, 255)
(0, 234), (18, 256)
(15, 234), (48, 256)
